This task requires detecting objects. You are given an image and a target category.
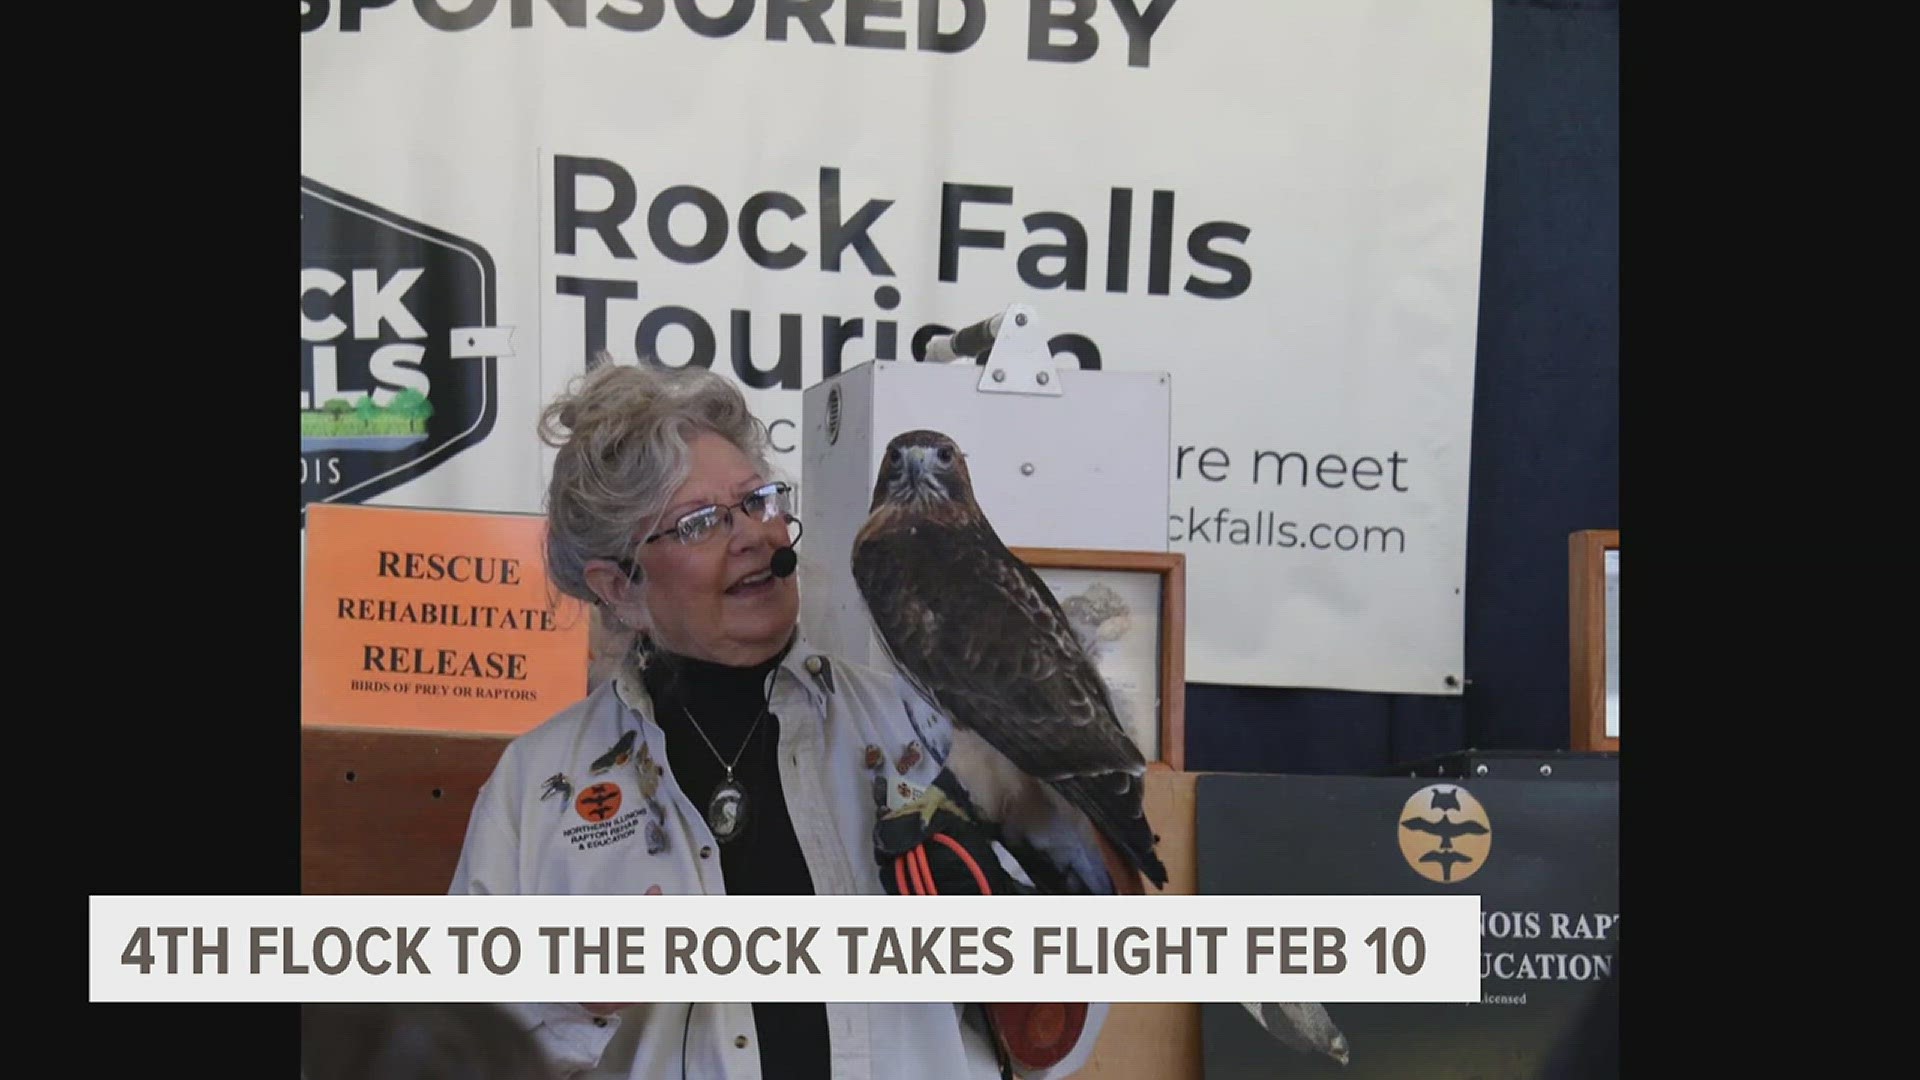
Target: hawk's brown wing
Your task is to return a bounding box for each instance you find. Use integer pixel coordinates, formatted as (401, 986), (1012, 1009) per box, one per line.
(853, 522), (1167, 887)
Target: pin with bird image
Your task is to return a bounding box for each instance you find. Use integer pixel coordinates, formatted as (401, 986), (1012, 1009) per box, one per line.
(539, 773), (572, 803)
(643, 790), (670, 854)
(591, 731), (636, 776)
(637, 739), (663, 800)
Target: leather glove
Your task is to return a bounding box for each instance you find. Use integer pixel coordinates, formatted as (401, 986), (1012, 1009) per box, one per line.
(874, 768), (1036, 897)
(872, 769), (1089, 1077)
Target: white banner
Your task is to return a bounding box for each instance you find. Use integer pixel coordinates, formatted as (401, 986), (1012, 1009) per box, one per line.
(300, 1), (1491, 694)
(91, 893), (1479, 1003)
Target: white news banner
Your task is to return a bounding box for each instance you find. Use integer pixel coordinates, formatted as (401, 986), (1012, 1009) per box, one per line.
(92, 894), (1480, 1004)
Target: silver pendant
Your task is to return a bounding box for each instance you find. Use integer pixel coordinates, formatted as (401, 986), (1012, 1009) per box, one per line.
(707, 775), (749, 843)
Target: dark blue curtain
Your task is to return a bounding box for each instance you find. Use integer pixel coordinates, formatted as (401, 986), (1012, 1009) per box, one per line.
(1186, 0), (1619, 775)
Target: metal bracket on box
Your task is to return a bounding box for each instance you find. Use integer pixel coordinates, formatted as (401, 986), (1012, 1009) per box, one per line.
(976, 304), (1062, 397)
(922, 303), (1064, 397)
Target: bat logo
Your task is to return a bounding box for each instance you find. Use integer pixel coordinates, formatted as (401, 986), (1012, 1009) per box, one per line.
(1398, 814), (1489, 851)
(576, 782), (623, 822)
(591, 731), (636, 775)
(1419, 850), (1475, 881)
(1397, 783), (1492, 884)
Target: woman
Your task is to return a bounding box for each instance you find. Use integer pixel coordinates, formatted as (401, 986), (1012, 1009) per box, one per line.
(448, 360), (1106, 1080)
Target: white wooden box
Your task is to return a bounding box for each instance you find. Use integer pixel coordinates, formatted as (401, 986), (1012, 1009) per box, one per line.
(798, 357), (1172, 666)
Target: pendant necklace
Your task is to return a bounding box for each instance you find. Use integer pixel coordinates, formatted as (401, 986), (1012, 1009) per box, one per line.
(681, 703), (767, 844)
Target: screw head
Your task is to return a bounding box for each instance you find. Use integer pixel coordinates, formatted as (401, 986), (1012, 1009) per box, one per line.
(1036, 371), (1051, 385)
(1539, 764), (1553, 777)
(1014, 313), (1028, 326)
(1474, 764), (1489, 777)
(992, 369), (1006, 383)
(1021, 463), (1035, 476)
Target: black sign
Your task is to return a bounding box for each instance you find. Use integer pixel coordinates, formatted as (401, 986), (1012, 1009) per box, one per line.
(1197, 773), (1618, 1079)
(300, 178), (500, 524)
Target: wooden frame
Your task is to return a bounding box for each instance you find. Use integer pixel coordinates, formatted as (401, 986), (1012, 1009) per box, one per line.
(1010, 547), (1187, 771)
(1569, 530), (1619, 752)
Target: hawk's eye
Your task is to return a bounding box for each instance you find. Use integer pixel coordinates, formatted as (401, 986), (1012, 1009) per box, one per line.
(935, 446), (954, 466)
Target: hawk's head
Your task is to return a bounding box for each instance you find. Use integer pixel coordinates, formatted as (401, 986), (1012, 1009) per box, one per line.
(869, 429), (978, 515)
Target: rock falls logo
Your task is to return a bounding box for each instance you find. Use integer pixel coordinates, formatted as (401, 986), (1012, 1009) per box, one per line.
(300, 177), (511, 524)
(1398, 783), (1491, 884)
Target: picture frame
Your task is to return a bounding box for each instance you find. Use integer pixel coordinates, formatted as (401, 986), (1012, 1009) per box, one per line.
(1568, 529), (1619, 752)
(1009, 547), (1187, 771)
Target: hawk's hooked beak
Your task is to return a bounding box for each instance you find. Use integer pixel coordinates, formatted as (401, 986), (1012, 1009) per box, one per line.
(886, 444), (948, 504)
(901, 446), (934, 483)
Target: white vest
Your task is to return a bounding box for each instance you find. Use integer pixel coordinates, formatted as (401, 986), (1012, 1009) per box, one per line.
(448, 633), (1108, 1079)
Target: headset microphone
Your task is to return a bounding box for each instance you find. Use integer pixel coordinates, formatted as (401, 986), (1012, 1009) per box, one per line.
(770, 517), (803, 578)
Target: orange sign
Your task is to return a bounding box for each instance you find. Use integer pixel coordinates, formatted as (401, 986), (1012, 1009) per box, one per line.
(303, 504), (593, 734)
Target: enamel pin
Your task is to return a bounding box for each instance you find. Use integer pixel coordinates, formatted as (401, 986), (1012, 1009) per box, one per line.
(895, 741), (923, 774)
(591, 731), (637, 775)
(804, 654), (836, 695)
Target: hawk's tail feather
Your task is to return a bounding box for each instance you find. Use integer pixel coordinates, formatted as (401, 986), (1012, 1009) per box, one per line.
(1057, 773), (1169, 890)
(1093, 832), (1148, 897)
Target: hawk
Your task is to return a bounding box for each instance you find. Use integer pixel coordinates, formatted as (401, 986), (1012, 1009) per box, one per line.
(852, 428), (1166, 894)
(852, 429), (1350, 1067)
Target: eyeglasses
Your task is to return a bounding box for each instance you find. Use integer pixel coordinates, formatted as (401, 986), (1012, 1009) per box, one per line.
(613, 481), (797, 575)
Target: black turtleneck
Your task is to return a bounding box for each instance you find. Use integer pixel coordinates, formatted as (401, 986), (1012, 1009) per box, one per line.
(640, 639), (828, 1080)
